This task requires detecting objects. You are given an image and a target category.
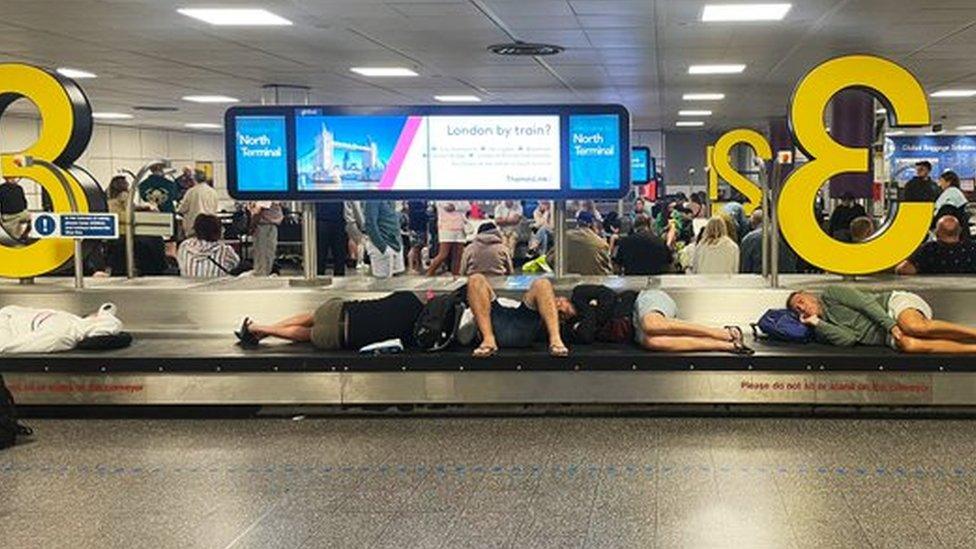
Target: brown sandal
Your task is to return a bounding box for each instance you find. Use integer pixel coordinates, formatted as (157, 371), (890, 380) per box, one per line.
(549, 344), (569, 358)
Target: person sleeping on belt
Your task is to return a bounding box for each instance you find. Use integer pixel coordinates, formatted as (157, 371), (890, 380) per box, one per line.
(788, 285), (976, 354)
(236, 291), (425, 351)
(554, 284), (638, 345)
(0, 303), (124, 354)
(456, 274), (569, 358)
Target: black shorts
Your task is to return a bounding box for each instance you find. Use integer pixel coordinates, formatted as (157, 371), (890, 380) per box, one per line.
(490, 301), (542, 348)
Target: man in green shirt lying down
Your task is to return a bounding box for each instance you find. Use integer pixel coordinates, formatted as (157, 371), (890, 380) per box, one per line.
(787, 286), (976, 354)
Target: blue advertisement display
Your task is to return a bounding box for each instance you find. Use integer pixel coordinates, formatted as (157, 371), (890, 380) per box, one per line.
(631, 146), (650, 184)
(235, 115), (288, 192)
(886, 135), (976, 184)
(224, 104), (630, 200)
(568, 114), (621, 191)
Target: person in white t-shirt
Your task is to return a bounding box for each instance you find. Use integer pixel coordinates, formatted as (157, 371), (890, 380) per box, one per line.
(493, 200), (523, 253)
(0, 303), (123, 354)
(692, 217), (739, 274)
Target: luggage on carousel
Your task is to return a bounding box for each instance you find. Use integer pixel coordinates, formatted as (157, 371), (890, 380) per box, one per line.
(0, 376), (32, 450)
(752, 309), (814, 344)
(414, 287), (467, 352)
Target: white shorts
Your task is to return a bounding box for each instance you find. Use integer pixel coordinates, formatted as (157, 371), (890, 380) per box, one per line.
(887, 291), (933, 321)
(887, 291), (933, 349)
(366, 241), (405, 279)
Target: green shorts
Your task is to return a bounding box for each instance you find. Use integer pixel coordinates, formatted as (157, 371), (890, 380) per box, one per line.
(310, 298), (345, 350)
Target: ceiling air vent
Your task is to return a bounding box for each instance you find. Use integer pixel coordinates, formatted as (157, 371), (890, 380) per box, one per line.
(488, 41), (564, 56)
(133, 105), (179, 112)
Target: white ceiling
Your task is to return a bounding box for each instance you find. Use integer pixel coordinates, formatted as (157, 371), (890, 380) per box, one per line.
(3, 0), (976, 133)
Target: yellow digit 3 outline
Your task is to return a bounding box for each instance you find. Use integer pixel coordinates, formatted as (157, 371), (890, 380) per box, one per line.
(709, 129), (772, 215)
(0, 63), (93, 278)
(779, 55), (932, 275)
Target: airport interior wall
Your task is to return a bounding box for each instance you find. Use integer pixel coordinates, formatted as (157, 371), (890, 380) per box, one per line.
(0, 114), (228, 207)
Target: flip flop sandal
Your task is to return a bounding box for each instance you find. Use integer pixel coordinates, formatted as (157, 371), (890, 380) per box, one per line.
(549, 344), (570, 358)
(235, 317), (260, 348)
(732, 340), (755, 356)
(725, 325), (744, 344)
(472, 345), (498, 359)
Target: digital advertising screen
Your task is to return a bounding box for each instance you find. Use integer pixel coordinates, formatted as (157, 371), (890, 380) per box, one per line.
(631, 146), (652, 185)
(225, 104), (629, 200)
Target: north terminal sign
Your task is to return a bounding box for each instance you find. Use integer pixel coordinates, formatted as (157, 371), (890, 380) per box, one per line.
(224, 104), (631, 201)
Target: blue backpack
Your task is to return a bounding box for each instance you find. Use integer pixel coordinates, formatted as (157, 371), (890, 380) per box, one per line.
(752, 309), (813, 343)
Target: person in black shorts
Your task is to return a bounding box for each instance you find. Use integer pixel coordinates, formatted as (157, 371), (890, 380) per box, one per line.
(463, 273), (568, 358)
(236, 292), (424, 351)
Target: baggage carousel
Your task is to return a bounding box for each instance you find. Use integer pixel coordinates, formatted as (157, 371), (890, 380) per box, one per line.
(3, 274), (976, 408)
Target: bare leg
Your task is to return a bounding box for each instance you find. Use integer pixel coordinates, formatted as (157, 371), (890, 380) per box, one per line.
(449, 243), (465, 276)
(247, 324), (312, 343)
(896, 334), (976, 354)
(639, 334), (736, 353)
(426, 242), (451, 276)
(466, 274), (498, 355)
(523, 278), (568, 355)
(270, 313), (314, 328)
(898, 309), (976, 341)
(640, 313), (732, 342)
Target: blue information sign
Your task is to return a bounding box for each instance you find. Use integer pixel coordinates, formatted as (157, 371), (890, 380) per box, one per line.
(32, 213), (119, 240)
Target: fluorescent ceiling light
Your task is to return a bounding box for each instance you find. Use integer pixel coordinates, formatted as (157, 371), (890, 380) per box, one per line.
(683, 93), (725, 101)
(56, 67), (96, 79)
(887, 131), (905, 136)
(689, 64), (746, 75)
(702, 3), (791, 22)
(177, 8), (292, 26)
(676, 121), (705, 127)
(957, 125), (976, 131)
(679, 110), (712, 116)
(182, 95), (239, 104)
(434, 95), (481, 102)
(92, 112), (133, 120)
(350, 67), (418, 77)
(930, 89), (976, 98)
(185, 123), (222, 129)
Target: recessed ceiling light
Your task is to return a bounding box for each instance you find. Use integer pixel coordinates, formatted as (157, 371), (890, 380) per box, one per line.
(182, 95), (239, 104)
(434, 95), (481, 102)
(676, 121), (705, 127)
(683, 93), (725, 101)
(350, 67), (418, 77)
(887, 131), (905, 136)
(679, 110), (712, 116)
(956, 125), (976, 131)
(185, 123), (222, 129)
(689, 64), (746, 75)
(92, 112), (133, 120)
(702, 3), (792, 22)
(930, 89), (976, 98)
(177, 8), (292, 26)
(56, 67), (97, 79)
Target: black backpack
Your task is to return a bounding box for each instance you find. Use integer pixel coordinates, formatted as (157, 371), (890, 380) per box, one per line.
(0, 376), (32, 450)
(413, 286), (467, 352)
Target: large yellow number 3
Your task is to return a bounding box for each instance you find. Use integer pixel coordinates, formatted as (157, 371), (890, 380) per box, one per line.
(779, 55), (932, 275)
(0, 64), (93, 278)
(708, 129), (772, 216)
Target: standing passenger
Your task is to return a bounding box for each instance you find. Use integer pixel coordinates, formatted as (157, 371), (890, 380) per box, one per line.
(427, 201), (469, 276)
(363, 200), (404, 278)
(493, 200), (523, 253)
(406, 200), (429, 273)
(316, 202), (348, 276)
(249, 202), (283, 276)
(692, 217), (739, 274)
(176, 173), (218, 238)
(904, 161), (939, 202)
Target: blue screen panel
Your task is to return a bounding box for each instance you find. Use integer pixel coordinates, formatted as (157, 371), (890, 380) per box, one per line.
(631, 147), (650, 184)
(568, 114), (621, 191)
(235, 115), (288, 192)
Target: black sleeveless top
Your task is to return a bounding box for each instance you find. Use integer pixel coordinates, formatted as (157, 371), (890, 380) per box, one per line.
(344, 291), (424, 349)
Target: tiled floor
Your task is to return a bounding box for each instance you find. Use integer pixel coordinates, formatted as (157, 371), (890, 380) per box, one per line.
(2, 416), (976, 548)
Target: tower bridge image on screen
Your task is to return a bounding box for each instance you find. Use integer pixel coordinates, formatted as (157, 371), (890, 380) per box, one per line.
(297, 121), (385, 189)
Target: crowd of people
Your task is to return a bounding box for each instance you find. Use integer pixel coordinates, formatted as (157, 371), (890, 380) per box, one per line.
(0, 157), (974, 280)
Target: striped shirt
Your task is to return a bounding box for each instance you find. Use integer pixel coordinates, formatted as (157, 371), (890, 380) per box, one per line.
(177, 238), (240, 278)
